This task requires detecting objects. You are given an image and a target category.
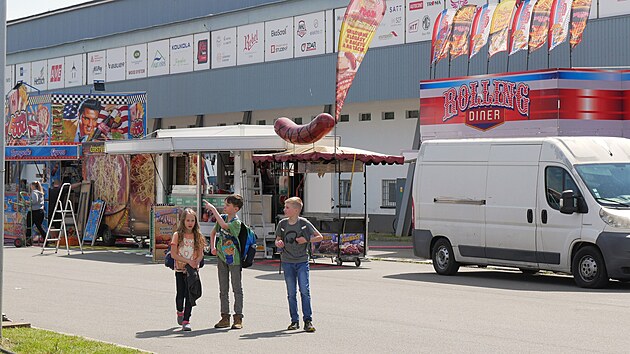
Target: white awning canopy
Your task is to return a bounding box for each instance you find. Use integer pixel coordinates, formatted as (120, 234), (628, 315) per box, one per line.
(105, 125), (289, 154)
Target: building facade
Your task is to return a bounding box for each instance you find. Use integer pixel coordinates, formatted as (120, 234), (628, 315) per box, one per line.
(6, 0), (630, 232)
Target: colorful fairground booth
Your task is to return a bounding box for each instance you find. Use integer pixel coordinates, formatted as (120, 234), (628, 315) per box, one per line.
(4, 85), (151, 247)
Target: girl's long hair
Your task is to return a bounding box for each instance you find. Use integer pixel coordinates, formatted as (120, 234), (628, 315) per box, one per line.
(176, 208), (206, 252)
(31, 181), (43, 193)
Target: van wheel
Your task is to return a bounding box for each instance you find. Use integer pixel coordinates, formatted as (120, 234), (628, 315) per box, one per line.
(520, 268), (538, 275)
(572, 246), (609, 288)
(432, 238), (459, 275)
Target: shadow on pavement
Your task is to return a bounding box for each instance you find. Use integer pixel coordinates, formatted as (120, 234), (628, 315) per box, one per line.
(240, 329), (304, 340)
(384, 270), (630, 293)
(136, 327), (224, 338)
(52, 251), (154, 265)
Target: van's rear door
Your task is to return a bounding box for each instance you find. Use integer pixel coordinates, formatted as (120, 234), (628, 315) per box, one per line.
(484, 144), (541, 267)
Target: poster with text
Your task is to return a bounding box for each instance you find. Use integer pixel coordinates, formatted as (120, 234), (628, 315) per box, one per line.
(106, 47), (126, 82)
(193, 32), (210, 71)
(294, 12), (326, 58)
(237, 23), (265, 65)
(265, 17), (294, 61)
(31, 60), (48, 92)
(406, 0), (445, 43)
(65, 54), (85, 87)
(47, 57), (65, 90)
(87, 51), (106, 84)
(83, 200), (106, 245)
(148, 39), (170, 76)
(170, 35), (194, 74)
(599, 0), (630, 18)
(372, 0), (405, 48)
(151, 205), (180, 262)
(15, 63), (31, 88)
(212, 27), (237, 69)
(5, 65), (14, 96)
(126, 43), (147, 79)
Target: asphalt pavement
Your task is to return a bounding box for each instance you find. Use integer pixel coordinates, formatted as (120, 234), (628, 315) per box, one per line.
(3, 244), (630, 354)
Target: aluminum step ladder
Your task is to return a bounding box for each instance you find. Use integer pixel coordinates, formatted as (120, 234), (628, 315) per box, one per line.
(240, 170), (272, 259)
(41, 183), (84, 255)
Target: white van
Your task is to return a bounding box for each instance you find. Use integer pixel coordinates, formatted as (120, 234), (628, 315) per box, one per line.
(412, 137), (630, 288)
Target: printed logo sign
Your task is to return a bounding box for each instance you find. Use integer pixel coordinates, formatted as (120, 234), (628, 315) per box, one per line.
(31, 60), (48, 91)
(212, 28), (237, 69)
(294, 12), (326, 58)
(106, 47), (126, 82)
(193, 32), (210, 70)
(48, 57), (65, 89)
(127, 44), (147, 79)
(148, 40), (170, 76)
(65, 54), (85, 87)
(87, 51), (106, 84)
(441, 79), (531, 131)
(238, 23), (265, 65)
(266, 18), (293, 61)
(170, 35), (194, 74)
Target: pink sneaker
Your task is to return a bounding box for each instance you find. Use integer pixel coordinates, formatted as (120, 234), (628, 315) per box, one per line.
(177, 311), (184, 325)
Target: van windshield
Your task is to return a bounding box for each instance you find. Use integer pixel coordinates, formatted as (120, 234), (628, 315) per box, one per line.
(575, 164), (630, 208)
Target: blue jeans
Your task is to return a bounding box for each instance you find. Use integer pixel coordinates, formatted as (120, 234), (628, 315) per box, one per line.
(282, 261), (312, 322)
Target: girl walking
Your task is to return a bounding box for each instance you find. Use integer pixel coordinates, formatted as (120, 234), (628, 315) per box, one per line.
(170, 208), (206, 331)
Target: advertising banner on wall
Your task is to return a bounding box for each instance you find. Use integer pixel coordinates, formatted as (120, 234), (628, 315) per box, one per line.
(106, 47), (126, 82)
(372, 0), (405, 47)
(212, 27), (237, 69)
(237, 23), (265, 65)
(126, 43), (147, 79)
(5, 66), (14, 95)
(419, 69), (626, 140)
(65, 54), (85, 87)
(599, 0), (630, 18)
(47, 57), (65, 90)
(15, 63), (31, 88)
(193, 32), (210, 71)
(569, 0), (593, 48)
(406, 0), (445, 44)
(170, 35), (194, 74)
(265, 17), (293, 61)
(87, 51), (106, 84)
(148, 39), (170, 77)
(31, 60), (48, 91)
(294, 12), (326, 58)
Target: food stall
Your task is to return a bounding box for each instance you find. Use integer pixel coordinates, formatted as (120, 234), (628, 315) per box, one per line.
(104, 125), (290, 261)
(253, 144), (404, 266)
(4, 85), (151, 246)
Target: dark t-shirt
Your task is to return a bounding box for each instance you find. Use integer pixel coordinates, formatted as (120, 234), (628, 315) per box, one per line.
(275, 217), (317, 263)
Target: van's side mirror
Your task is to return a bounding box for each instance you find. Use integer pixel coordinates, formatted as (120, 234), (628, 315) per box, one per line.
(560, 190), (578, 214)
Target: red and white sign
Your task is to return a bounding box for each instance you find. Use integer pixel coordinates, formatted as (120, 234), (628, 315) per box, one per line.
(294, 12), (326, 58)
(238, 23), (265, 65)
(193, 32), (210, 71)
(47, 57), (64, 89)
(420, 69), (626, 140)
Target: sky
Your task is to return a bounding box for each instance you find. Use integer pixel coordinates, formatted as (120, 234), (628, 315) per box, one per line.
(7, 0), (91, 20)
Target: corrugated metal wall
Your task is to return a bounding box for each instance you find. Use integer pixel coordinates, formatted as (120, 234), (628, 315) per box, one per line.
(9, 1), (630, 119)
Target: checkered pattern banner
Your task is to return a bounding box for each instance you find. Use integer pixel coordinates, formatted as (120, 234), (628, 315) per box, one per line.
(28, 94), (52, 106)
(126, 94), (147, 105)
(52, 94), (128, 106)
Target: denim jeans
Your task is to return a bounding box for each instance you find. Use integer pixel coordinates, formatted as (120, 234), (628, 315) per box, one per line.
(282, 261), (312, 322)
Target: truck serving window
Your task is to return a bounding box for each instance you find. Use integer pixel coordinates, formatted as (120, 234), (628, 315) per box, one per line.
(545, 167), (580, 210)
(576, 164), (630, 207)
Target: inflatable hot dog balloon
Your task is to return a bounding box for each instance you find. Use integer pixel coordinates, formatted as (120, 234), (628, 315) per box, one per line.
(274, 113), (336, 145)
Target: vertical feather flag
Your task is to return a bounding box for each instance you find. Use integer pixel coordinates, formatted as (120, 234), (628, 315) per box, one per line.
(569, 0), (592, 48)
(449, 5), (478, 61)
(488, 0), (517, 58)
(549, 0), (574, 50)
(431, 9), (456, 65)
(510, 0), (538, 55)
(335, 0), (386, 120)
(469, 4), (497, 59)
(528, 0), (554, 53)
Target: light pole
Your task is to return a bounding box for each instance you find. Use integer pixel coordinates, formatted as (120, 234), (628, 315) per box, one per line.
(0, 0), (7, 340)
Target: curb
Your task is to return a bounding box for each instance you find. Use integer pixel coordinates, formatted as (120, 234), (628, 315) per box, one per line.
(366, 256), (431, 264)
